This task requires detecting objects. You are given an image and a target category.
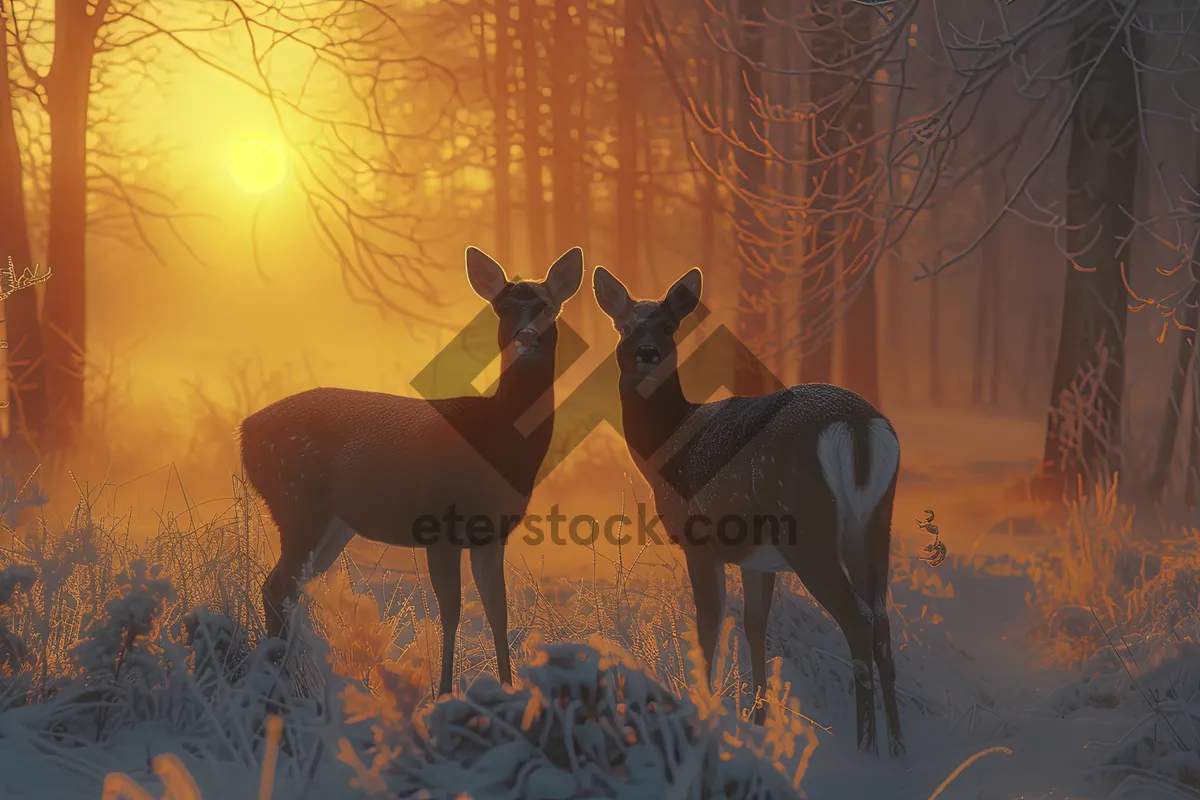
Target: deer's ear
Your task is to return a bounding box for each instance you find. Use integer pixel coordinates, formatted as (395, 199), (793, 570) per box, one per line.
(465, 247), (509, 302)
(593, 266), (631, 321)
(664, 268), (702, 320)
(544, 247), (584, 306)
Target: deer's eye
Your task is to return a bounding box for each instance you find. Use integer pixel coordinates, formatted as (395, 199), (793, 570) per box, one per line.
(618, 324), (633, 337)
(663, 323), (676, 335)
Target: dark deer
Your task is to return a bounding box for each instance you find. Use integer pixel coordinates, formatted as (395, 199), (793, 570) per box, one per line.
(592, 266), (904, 756)
(239, 247), (584, 696)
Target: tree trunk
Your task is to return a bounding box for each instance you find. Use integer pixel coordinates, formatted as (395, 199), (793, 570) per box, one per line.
(1037, 9), (1141, 498)
(1188, 343), (1200, 507)
(888, 243), (909, 405)
(1146, 288), (1198, 504)
(698, 57), (718, 277)
(549, 0), (577, 254)
(929, 267), (943, 406)
(927, 189), (945, 406)
(518, 0), (548, 267)
(987, 260), (1003, 406)
(731, 0), (771, 396)
(798, 0), (840, 385)
(493, 0), (514, 263)
(980, 112), (1006, 407)
(0, 23), (46, 466)
(639, 116), (658, 283)
(971, 262), (990, 406)
(43, 1), (100, 451)
(615, 0), (642, 274)
(571, 2), (596, 344)
(573, 1), (590, 256)
(1020, 299), (1044, 410)
(836, 1), (879, 406)
(777, 52), (796, 386)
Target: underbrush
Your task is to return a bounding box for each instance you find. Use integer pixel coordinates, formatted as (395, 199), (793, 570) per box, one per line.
(1025, 474), (1200, 666)
(0, 465), (1035, 799)
(0, 476), (833, 798)
(1025, 473), (1200, 797)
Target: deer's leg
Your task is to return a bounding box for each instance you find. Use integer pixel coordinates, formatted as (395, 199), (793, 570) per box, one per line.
(426, 545), (463, 698)
(469, 542), (512, 686)
(868, 501), (904, 756)
(262, 514), (333, 639)
(871, 590), (904, 756)
(306, 517), (357, 576)
(262, 554), (303, 640)
(782, 542), (879, 754)
(684, 548), (725, 690)
(739, 566), (776, 725)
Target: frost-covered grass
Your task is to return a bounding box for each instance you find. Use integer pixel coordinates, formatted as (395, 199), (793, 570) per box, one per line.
(10, 465), (1197, 798)
(0, 477), (846, 799)
(1021, 475), (1200, 798)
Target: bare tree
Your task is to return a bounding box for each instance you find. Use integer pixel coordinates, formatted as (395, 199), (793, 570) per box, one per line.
(1036, 5), (1142, 497)
(0, 0), (500, 456)
(643, 0), (952, 385)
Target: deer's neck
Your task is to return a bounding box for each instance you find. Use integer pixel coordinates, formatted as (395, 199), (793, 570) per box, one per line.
(619, 371), (696, 465)
(491, 355), (557, 427)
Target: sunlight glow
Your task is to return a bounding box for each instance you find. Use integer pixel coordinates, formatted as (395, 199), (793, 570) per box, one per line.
(228, 137), (288, 193)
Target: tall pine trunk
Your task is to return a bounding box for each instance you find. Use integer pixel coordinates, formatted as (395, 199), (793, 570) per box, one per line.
(731, 0), (771, 395)
(573, 2), (590, 256)
(698, 57), (719, 277)
(1146, 287), (1198, 503)
(798, 0), (840, 384)
(987, 259), (1003, 405)
(0, 23), (45, 466)
(971, 256), (992, 405)
(518, 0), (548, 267)
(777, 45), (797, 386)
(615, 0), (642, 274)
(549, 0), (578, 254)
(837, 1), (879, 406)
(1038, 9), (1141, 498)
(1143, 119), (1200, 505)
(1188, 339), (1200, 506)
(493, 0), (514, 262)
(980, 113), (1006, 407)
(929, 193), (945, 406)
(43, 0), (101, 451)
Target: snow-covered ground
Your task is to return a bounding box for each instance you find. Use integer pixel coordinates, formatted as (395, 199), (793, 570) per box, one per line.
(0, 410), (1196, 799)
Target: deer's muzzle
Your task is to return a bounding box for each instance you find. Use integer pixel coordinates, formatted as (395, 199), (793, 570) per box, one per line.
(634, 344), (661, 374)
(513, 327), (541, 355)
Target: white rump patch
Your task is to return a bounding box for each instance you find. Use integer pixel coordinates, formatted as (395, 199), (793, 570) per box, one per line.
(816, 419), (900, 592)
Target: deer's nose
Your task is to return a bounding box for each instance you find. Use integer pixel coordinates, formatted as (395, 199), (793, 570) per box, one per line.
(513, 327), (540, 351)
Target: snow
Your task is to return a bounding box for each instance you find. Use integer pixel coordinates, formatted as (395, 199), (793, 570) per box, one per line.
(1, 410), (1198, 799)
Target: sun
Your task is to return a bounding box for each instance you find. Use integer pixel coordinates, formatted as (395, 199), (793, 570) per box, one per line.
(228, 137), (288, 193)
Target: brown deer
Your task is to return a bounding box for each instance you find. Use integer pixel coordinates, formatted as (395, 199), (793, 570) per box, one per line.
(592, 266), (904, 756)
(239, 246), (584, 697)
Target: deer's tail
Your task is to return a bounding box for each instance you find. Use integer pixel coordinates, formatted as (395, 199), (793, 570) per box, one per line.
(815, 417), (901, 604)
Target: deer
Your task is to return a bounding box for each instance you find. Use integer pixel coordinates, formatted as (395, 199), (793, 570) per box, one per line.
(238, 246), (584, 697)
(591, 266), (905, 756)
